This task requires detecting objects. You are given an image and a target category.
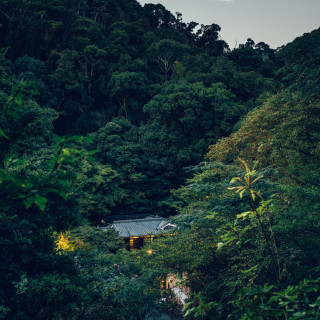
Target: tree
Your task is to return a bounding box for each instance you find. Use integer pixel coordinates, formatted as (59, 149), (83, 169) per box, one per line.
(143, 80), (245, 140)
(196, 23), (229, 54)
(108, 71), (148, 121)
(78, 45), (107, 93)
(147, 39), (189, 78)
(142, 3), (176, 29)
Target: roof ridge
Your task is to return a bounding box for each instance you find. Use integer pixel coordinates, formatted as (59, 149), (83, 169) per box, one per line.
(113, 217), (166, 224)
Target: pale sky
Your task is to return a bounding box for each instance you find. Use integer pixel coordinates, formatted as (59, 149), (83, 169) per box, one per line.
(137, 0), (320, 49)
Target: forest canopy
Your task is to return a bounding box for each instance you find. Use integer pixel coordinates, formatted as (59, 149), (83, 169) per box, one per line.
(0, 0), (319, 319)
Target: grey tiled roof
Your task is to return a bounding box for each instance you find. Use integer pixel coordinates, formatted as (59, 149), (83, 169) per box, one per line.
(104, 216), (175, 237)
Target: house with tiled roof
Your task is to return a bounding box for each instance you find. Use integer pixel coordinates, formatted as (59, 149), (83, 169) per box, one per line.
(101, 216), (176, 249)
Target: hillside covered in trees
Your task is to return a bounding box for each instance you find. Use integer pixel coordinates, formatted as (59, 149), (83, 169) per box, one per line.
(0, 0), (320, 319)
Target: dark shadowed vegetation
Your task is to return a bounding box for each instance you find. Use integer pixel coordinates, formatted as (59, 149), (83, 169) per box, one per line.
(0, 0), (319, 319)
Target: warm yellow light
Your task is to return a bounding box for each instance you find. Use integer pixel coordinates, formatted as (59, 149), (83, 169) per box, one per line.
(147, 249), (153, 255)
(54, 231), (84, 253)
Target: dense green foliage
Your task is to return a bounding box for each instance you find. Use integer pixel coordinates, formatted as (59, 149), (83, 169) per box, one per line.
(0, 0), (319, 318)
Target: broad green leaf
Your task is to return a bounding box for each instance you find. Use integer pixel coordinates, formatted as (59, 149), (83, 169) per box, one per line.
(62, 148), (70, 156)
(205, 214), (217, 220)
(65, 135), (82, 142)
(4, 157), (12, 168)
(184, 309), (194, 317)
(86, 150), (100, 156)
(24, 196), (35, 209)
(237, 211), (251, 219)
(250, 190), (256, 202)
(183, 301), (193, 311)
(34, 195), (48, 212)
(217, 242), (225, 250)
(194, 311), (200, 317)
(0, 128), (8, 139)
(5, 110), (19, 119)
(44, 188), (67, 199)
